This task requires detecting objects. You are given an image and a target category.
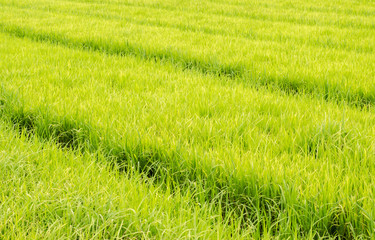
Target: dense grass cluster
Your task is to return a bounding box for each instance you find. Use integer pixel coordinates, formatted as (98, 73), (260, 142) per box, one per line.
(0, 0), (374, 239)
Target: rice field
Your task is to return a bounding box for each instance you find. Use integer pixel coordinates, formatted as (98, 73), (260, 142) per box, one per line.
(0, 0), (374, 239)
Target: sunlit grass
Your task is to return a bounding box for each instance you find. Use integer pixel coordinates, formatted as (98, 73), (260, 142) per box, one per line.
(0, 0), (374, 238)
(1, 31), (375, 238)
(0, 0), (374, 105)
(0, 121), (254, 239)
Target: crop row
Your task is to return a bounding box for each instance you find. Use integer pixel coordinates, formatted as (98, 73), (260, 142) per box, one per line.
(0, 1), (374, 106)
(0, 119), (254, 239)
(1, 32), (375, 238)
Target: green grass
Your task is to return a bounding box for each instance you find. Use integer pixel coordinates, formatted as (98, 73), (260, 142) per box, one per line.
(1, 0), (375, 105)
(0, 0), (374, 239)
(0, 120), (254, 239)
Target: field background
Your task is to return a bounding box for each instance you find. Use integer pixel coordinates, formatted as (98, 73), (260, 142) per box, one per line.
(0, 0), (374, 239)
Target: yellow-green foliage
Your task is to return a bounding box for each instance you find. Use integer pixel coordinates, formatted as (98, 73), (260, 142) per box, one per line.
(0, 0), (374, 239)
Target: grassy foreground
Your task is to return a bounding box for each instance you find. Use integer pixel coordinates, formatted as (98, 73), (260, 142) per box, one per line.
(0, 0), (374, 239)
(0, 120), (252, 239)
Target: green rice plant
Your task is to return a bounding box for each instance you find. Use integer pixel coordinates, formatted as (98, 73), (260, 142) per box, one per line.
(0, 119), (255, 239)
(1, 32), (375, 238)
(0, 0), (374, 105)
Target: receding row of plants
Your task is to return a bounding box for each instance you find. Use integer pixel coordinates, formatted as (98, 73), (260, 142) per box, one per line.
(0, 82), (371, 239)
(1, 22), (374, 238)
(4, 0), (375, 49)
(0, 116), (258, 239)
(0, 5), (374, 107)
(47, 0), (375, 30)
(0, 89), (280, 236)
